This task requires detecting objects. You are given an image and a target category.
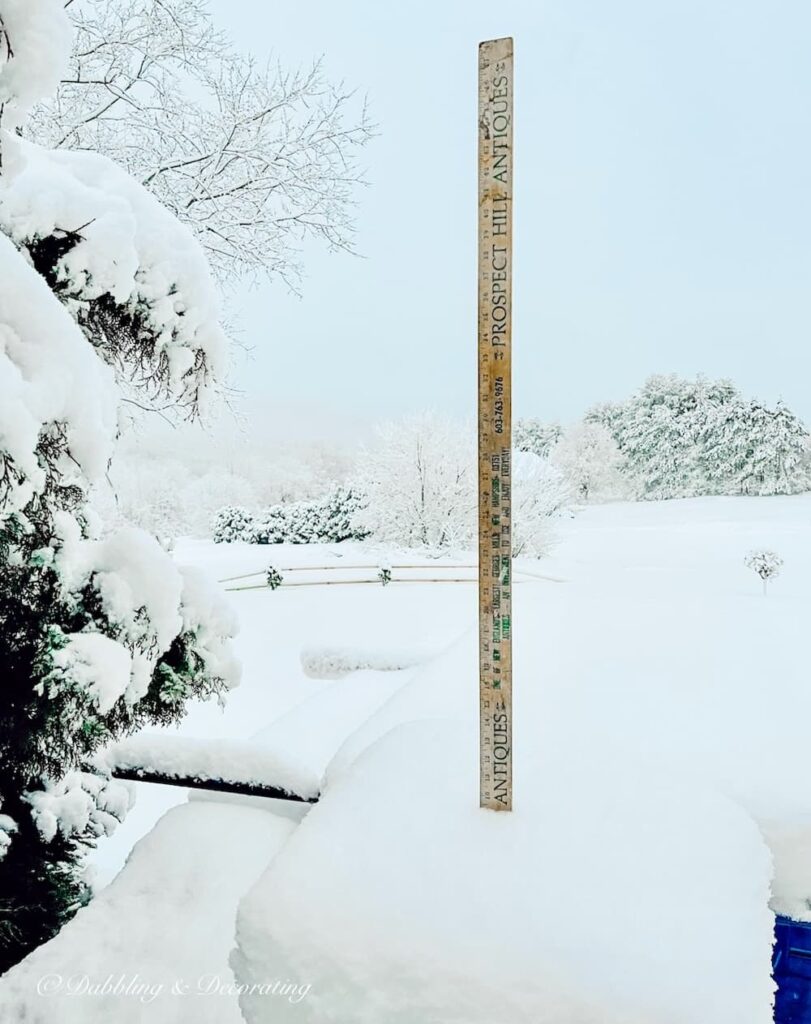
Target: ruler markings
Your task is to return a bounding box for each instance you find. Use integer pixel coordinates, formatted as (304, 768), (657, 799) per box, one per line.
(478, 36), (514, 811)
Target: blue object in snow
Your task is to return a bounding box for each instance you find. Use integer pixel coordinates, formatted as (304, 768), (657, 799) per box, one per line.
(774, 916), (811, 1022)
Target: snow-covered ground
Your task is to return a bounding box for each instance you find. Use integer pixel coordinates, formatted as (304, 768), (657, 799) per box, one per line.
(2, 494), (811, 1023)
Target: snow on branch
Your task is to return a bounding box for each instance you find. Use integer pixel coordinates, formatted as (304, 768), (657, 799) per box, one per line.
(0, 231), (116, 515)
(106, 735), (320, 803)
(0, 0), (71, 134)
(29, 0), (375, 287)
(0, 139), (229, 416)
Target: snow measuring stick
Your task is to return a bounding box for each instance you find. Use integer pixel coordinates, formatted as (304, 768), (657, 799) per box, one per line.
(478, 37), (513, 812)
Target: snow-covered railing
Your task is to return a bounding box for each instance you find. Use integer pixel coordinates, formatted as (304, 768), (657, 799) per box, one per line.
(221, 562), (565, 593)
(106, 736), (320, 804)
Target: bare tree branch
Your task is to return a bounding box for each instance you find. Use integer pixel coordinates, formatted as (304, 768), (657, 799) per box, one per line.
(30, 0), (376, 289)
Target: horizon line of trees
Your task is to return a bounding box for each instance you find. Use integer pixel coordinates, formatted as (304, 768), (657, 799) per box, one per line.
(518, 373), (811, 503)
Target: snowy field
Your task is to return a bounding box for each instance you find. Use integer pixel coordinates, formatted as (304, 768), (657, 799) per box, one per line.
(3, 494), (811, 1023)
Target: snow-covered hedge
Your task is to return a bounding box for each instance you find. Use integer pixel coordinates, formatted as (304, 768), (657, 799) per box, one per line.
(213, 487), (368, 545)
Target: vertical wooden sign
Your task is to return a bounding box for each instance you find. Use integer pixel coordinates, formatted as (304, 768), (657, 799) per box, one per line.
(478, 37), (513, 811)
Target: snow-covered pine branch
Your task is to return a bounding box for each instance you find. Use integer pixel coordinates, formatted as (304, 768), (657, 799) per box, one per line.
(28, 0), (375, 288)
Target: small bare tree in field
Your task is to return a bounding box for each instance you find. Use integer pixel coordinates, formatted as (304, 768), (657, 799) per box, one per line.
(30, 0), (375, 289)
(745, 550), (783, 596)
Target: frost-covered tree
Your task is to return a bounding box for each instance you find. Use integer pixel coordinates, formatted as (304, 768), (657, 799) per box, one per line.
(354, 414), (570, 553)
(28, 0), (374, 288)
(0, 3), (238, 970)
(354, 414), (476, 550)
(745, 550), (783, 596)
(512, 452), (571, 556)
(515, 418), (562, 458)
(551, 422), (624, 502)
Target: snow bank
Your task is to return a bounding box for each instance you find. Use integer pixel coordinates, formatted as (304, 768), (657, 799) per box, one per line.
(300, 643), (440, 679)
(0, 802), (295, 1024)
(234, 720), (774, 1024)
(107, 735), (320, 801)
(15, 498), (808, 1022)
(231, 498), (811, 1023)
(246, 670), (407, 786)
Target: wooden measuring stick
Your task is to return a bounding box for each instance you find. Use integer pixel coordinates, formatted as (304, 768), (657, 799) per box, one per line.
(478, 37), (514, 812)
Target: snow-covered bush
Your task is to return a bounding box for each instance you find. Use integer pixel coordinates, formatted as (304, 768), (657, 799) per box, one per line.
(587, 375), (811, 500)
(212, 506), (257, 545)
(551, 422), (625, 502)
(0, 5), (238, 971)
(213, 488), (368, 545)
(745, 550), (783, 596)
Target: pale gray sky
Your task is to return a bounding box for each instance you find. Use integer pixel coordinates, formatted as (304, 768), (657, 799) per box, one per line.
(211, 0), (811, 434)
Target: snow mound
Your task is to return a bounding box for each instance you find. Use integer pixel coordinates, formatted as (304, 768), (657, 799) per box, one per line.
(233, 720), (774, 1024)
(0, 802), (294, 1024)
(300, 643), (440, 679)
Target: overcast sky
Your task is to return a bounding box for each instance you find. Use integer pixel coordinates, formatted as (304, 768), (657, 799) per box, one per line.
(210, 0), (811, 436)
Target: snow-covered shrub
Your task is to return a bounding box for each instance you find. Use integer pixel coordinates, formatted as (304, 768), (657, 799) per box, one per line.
(0, 6), (238, 971)
(213, 488), (368, 545)
(551, 422), (625, 502)
(213, 506), (256, 544)
(314, 486), (369, 544)
(745, 550), (783, 596)
(266, 566), (284, 590)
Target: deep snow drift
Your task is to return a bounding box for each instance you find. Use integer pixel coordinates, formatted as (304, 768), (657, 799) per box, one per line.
(2, 494), (811, 1023)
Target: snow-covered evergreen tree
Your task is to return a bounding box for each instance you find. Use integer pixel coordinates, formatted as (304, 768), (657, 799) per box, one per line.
(711, 401), (810, 496)
(0, 3), (238, 971)
(588, 374), (810, 500)
(514, 418), (562, 458)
